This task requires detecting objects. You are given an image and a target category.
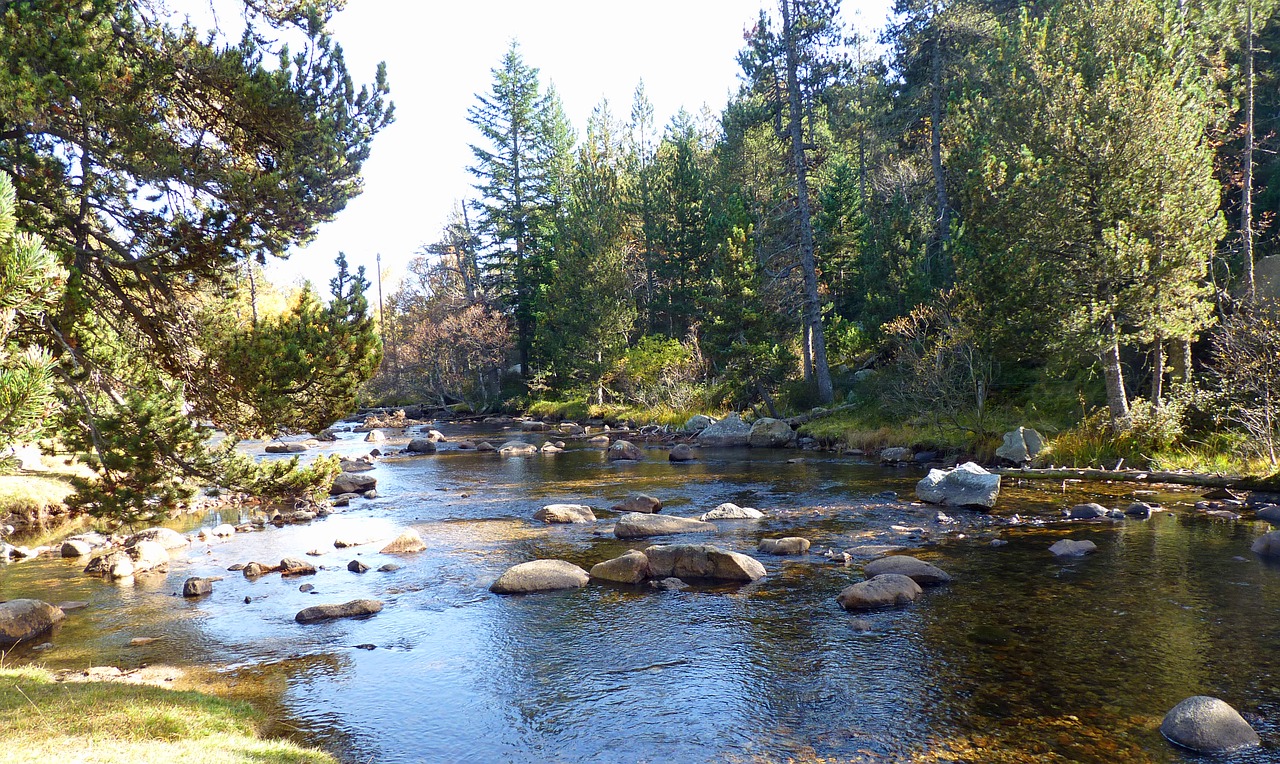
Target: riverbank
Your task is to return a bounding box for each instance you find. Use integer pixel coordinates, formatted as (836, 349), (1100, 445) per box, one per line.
(0, 665), (334, 764)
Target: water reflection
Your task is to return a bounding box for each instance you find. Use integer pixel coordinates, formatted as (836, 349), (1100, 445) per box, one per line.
(2, 424), (1277, 762)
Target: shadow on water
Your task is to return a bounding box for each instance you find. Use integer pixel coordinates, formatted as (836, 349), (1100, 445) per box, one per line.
(3, 423), (1279, 762)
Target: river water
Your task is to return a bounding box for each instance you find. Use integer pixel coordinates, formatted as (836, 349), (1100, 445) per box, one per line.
(3, 423), (1278, 763)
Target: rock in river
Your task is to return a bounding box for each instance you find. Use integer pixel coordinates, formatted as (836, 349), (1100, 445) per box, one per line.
(534, 504), (597, 524)
(1049, 539), (1097, 557)
(490, 559), (590, 594)
(348, 559), (370, 573)
(0, 600), (64, 647)
(331, 472), (377, 496)
(610, 494), (662, 513)
(61, 539), (93, 558)
(1160, 696), (1260, 753)
(758, 537), (811, 555)
(607, 439), (644, 461)
(124, 527), (189, 550)
(915, 462), (1001, 508)
(695, 413), (751, 448)
(643, 544), (766, 582)
(295, 599), (384, 624)
(589, 549), (652, 584)
(182, 577), (213, 597)
(699, 503), (765, 521)
(406, 438), (437, 454)
(1066, 502), (1107, 520)
(380, 529), (427, 554)
(836, 574), (923, 611)
(279, 557), (317, 576)
(614, 513), (717, 539)
(863, 555), (951, 585)
(748, 417), (796, 448)
(498, 441), (538, 456)
(669, 443), (697, 462)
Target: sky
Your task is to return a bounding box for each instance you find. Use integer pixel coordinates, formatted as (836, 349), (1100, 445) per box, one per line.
(185, 1), (897, 292)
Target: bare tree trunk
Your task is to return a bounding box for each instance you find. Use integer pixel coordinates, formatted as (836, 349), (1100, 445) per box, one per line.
(929, 16), (951, 272)
(1175, 338), (1193, 384)
(1101, 317), (1130, 422)
(782, 0), (834, 404)
(1151, 332), (1165, 404)
(1243, 0), (1256, 299)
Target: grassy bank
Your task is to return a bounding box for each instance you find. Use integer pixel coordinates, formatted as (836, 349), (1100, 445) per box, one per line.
(0, 666), (334, 764)
(527, 398), (710, 429)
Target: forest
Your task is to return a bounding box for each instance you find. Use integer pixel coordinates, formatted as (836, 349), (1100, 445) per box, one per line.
(372, 0), (1280, 478)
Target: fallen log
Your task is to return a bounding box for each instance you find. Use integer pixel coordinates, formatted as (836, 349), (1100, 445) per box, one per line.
(995, 466), (1280, 492)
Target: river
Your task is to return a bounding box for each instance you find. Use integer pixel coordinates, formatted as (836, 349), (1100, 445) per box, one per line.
(2, 422), (1277, 763)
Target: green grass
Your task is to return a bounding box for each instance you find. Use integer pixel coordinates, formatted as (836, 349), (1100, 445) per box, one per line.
(527, 398), (711, 429)
(0, 473), (76, 516)
(0, 666), (334, 764)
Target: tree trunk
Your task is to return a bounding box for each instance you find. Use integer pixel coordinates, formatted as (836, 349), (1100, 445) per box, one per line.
(1242, 0), (1256, 299)
(929, 17), (951, 270)
(782, 0), (834, 404)
(1101, 317), (1129, 421)
(1173, 338), (1192, 384)
(1151, 332), (1164, 404)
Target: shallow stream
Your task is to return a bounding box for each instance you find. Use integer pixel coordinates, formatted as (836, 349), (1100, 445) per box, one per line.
(3, 424), (1278, 763)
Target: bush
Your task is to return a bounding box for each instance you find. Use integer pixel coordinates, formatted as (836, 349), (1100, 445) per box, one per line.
(1042, 396), (1186, 469)
(605, 335), (706, 411)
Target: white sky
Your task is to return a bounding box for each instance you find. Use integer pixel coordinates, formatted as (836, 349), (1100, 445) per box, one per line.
(199, 1), (896, 291)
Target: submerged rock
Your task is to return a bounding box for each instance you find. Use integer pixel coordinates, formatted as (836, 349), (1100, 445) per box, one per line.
(295, 599), (383, 624)
(699, 503), (765, 521)
(863, 555), (951, 585)
(610, 494), (662, 514)
(1049, 539), (1097, 557)
(490, 559), (590, 594)
(643, 543), (766, 582)
(0, 600), (65, 646)
(836, 574), (923, 611)
(669, 444), (697, 462)
(380, 529), (427, 554)
(614, 513), (717, 539)
(915, 462), (1001, 508)
(1160, 696), (1260, 753)
(534, 504), (597, 524)
(497, 441), (538, 456)
(758, 537), (811, 555)
(589, 550), (651, 584)
(695, 413), (751, 448)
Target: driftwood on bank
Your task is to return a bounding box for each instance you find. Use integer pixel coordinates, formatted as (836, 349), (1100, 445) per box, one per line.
(996, 466), (1280, 492)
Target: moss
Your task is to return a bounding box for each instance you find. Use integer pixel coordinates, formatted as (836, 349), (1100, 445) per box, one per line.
(0, 667), (334, 764)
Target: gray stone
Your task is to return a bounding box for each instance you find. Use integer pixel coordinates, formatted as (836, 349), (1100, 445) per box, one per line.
(915, 462), (1001, 508)
(614, 513), (717, 539)
(406, 438), (437, 454)
(607, 439), (643, 461)
(378, 563), (401, 572)
(60, 539), (93, 558)
(758, 537), (811, 555)
(279, 557), (317, 576)
(182, 577), (213, 597)
(1160, 696), (1260, 753)
(1067, 502), (1108, 520)
(295, 599), (383, 624)
(610, 494), (662, 514)
(490, 559), (590, 594)
(836, 574), (924, 610)
(649, 577), (690, 591)
(497, 440), (538, 456)
(643, 543), (766, 582)
(124, 527), (189, 550)
(331, 473), (377, 495)
(1251, 530), (1280, 558)
(696, 413), (752, 448)
(684, 414), (716, 433)
(0, 600), (64, 646)
(381, 529), (427, 554)
(669, 444), (697, 462)
(699, 503), (765, 521)
(589, 549), (651, 584)
(265, 441), (307, 454)
(364, 429), (386, 443)
(879, 447), (913, 463)
(1255, 505), (1280, 525)
(476, 442), (497, 452)
(995, 427), (1045, 463)
(586, 435), (611, 447)
(540, 443), (562, 453)
(748, 418), (796, 448)
(242, 561), (275, 578)
(520, 420), (548, 432)
(425, 429), (448, 442)
(338, 458), (375, 472)
(128, 541), (170, 574)
(1125, 502), (1156, 518)
(863, 555), (951, 585)
(534, 504), (597, 524)
(348, 560), (369, 573)
(1049, 539), (1097, 557)
(209, 523), (235, 537)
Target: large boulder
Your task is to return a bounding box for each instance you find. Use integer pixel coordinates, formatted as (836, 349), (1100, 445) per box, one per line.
(879, 447), (913, 463)
(295, 599), (384, 624)
(0, 600), (64, 646)
(699, 503), (765, 521)
(643, 543), (766, 582)
(1066, 502), (1108, 520)
(490, 559), (590, 594)
(995, 426), (1045, 463)
(748, 418), (796, 448)
(331, 472), (377, 495)
(1160, 696), (1260, 753)
(124, 527), (189, 550)
(1049, 538), (1097, 557)
(520, 420), (548, 432)
(836, 574), (923, 610)
(696, 413), (752, 448)
(425, 429), (448, 443)
(915, 462), (1001, 508)
(758, 537), (810, 555)
(607, 440), (644, 461)
(863, 555), (951, 585)
(1252, 530), (1280, 557)
(669, 444), (697, 462)
(61, 539), (93, 558)
(684, 414), (716, 433)
(182, 577), (214, 597)
(381, 529), (427, 554)
(534, 504), (597, 524)
(611, 494), (662, 514)
(614, 513), (717, 539)
(1256, 506), (1280, 525)
(589, 550), (652, 584)
(128, 541), (170, 574)
(497, 441), (538, 456)
(84, 550), (134, 579)
(406, 438), (437, 454)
